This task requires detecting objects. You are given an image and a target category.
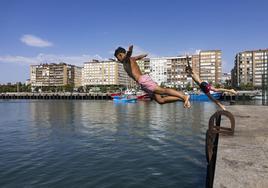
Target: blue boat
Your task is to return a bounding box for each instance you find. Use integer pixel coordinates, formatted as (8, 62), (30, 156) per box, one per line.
(113, 95), (137, 103)
(189, 92), (222, 101)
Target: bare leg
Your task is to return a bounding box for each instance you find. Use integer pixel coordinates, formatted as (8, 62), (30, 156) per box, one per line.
(154, 94), (191, 108)
(154, 86), (185, 99)
(153, 86), (191, 108)
(206, 93), (226, 110)
(154, 94), (180, 104)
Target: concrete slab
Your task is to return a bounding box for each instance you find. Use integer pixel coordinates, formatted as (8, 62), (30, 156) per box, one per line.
(213, 105), (268, 188)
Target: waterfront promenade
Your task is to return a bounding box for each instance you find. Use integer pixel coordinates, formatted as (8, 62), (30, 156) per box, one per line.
(0, 91), (261, 101)
(0, 92), (112, 100)
(214, 105), (268, 188)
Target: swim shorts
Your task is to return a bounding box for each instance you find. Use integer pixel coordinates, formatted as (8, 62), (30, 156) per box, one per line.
(138, 75), (158, 96)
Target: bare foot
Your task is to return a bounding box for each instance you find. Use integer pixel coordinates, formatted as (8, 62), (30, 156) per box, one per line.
(183, 95), (191, 108)
(230, 89), (238, 95)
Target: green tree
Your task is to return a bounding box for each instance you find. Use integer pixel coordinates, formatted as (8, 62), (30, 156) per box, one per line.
(239, 83), (254, 90)
(214, 83), (221, 89)
(64, 84), (74, 92)
(185, 83), (192, 91)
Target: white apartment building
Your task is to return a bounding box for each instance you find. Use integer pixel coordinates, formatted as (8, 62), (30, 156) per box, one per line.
(149, 57), (168, 85)
(82, 60), (129, 87)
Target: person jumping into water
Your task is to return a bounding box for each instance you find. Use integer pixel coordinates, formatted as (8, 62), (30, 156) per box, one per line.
(185, 56), (237, 110)
(114, 45), (191, 108)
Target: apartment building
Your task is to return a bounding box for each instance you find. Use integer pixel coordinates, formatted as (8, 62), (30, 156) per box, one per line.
(136, 52), (222, 89)
(74, 66), (82, 87)
(138, 56), (193, 88)
(137, 58), (150, 74)
(166, 56), (192, 88)
(149, 57), (168, 86)
(82, 60), (130, 87)
(232, 49), (268, 87)
(79, 50), (223, 90)
(191, 54), (200, 76)
(30, 63), (82, 88)
(199, 50), (222, 83)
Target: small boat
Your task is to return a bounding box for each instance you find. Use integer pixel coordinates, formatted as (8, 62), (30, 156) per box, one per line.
(111, 92), (122, 98)
(136, 90), (151, 101)
(189, 91), (222, 101)
(113, 95), (137, 103)
(137, 94), (151, 100)
(124, 89), (136, 95)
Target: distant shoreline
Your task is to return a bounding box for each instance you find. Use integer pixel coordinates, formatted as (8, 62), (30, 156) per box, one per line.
(0, 92), (112, 100)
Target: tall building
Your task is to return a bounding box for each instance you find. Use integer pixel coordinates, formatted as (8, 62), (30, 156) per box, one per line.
(141, 56), (194, 88)
(191, 54), (200, 77)
(232, 49), (268, 87)
(199, 50), (222, 83)
(82, 60), (130, 87)
(166, 56), (192, 88)
(136, 52), (222, 89)
(74, 66), (82, 88)
(80, 50), (223, 90)
(30, 63), (82, 88)
(149, 57), (168, 86)
(137, 58), (150, 74)
(231, 68), (237, 88)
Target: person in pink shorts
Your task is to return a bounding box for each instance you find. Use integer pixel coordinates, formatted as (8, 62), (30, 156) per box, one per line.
(114, 45), (191, 108)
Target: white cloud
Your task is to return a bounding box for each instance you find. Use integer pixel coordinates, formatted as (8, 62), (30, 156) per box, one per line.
(20, 34), (53, 47)
(0, 53), (105, 66)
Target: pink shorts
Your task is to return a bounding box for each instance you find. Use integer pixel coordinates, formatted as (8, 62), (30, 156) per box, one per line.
(138, 75), (158, 94)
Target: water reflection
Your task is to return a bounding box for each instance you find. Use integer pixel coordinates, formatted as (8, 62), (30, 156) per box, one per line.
(27, 100), (217, 149)
(0, 100), (218, 187)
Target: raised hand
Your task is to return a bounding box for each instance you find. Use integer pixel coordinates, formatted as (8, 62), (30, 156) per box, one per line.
(185, 56), (193, 75)
(185, 65), (193, 75)
(128, 45), (133, 52)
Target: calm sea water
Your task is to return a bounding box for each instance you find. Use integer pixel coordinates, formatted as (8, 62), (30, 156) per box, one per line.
(0, 100), (219, 188)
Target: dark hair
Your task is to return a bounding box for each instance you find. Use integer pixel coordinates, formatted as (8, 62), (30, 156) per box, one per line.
(114, 47), (126, 57)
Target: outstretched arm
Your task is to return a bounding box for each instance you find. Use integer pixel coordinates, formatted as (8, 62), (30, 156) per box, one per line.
(125, 45), (133, 58)
(185, 57), (202, 85)
(210, 87), (238, 95)
(206, 93), (226, 110)
(133, 54), (148, 61)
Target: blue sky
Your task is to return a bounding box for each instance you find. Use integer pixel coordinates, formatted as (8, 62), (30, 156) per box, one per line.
(0, 0), (268, 83)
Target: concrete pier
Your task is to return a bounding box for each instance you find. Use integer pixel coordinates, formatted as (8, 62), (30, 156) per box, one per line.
(221, 90), (260, 101)
(214, 105), (268, 188)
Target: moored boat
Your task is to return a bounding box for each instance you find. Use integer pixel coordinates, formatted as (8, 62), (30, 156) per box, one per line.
(113, 95), (137, 103)
(189, 92), (222, 101)
(136, 90), (151, 101)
